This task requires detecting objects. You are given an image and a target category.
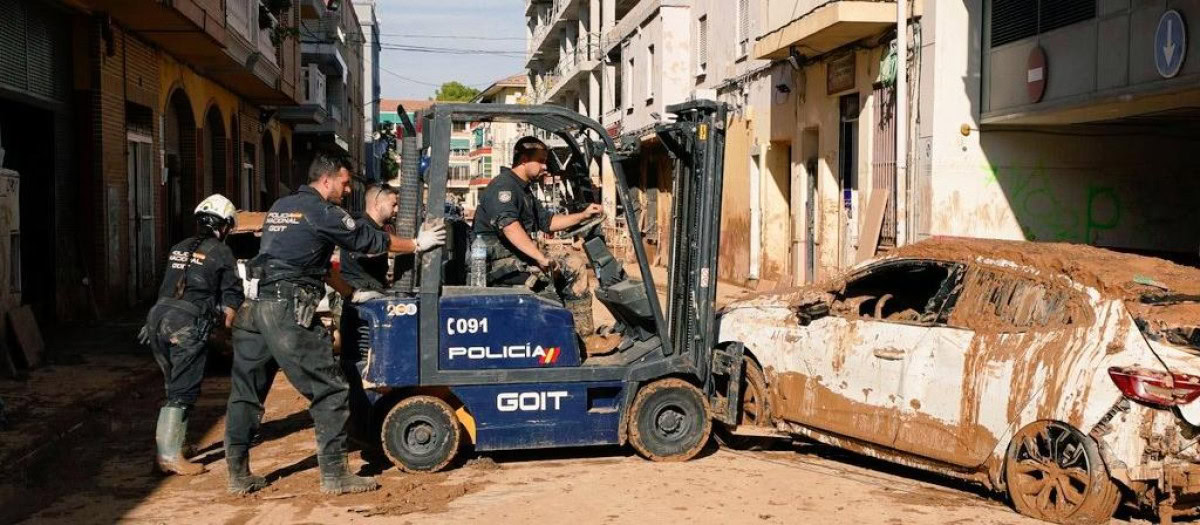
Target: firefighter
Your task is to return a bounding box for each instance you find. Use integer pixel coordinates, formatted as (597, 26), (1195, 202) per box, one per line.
(472, 137), (601, 330)
(142, 194), (242, 476)
(225, 154), (444, 495)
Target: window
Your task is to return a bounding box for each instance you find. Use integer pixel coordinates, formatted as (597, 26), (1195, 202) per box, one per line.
(949, 268), (1087, 329)
(625, 55), (635, 113)
(736, 0), (750, 57)
(646, 45), (655, 102)
(835, 261), (958, 324)
(990, 0), (1096, 48)
(697, 16), (708, 76)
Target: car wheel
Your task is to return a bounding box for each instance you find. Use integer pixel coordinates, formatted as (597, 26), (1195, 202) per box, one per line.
(722, 356), (776, 450)
(628, 378), (712, 462)
(381, 396), (462, 472)
(1005, 421), (1121, 524)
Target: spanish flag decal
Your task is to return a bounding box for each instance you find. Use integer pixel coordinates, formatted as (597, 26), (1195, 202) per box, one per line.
(540, 347), (560, 365)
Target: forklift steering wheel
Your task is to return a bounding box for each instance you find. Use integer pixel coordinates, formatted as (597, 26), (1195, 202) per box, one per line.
(561, 214), (605, 239)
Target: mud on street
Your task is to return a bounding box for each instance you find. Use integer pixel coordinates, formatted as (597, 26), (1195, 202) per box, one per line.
(2, 367), (1071, 524)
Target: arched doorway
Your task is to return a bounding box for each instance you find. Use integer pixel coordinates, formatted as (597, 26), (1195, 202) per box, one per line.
(261, 131), (277, 209)
(164, 89), (197, 244)
(279, 140), (292, 198)
(204, 105), (227, 198)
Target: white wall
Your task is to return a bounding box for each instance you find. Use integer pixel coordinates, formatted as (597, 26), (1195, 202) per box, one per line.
(923, 0), (1200, 254)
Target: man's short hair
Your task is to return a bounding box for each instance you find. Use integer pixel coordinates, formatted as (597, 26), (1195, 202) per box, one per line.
(365, 183), (398, 206)
(307, 153), (350, 183)
(512, 136), (548, 165)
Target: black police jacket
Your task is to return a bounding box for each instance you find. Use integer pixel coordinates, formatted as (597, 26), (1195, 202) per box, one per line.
(157, 235), (244, 317)
(258, 185), (390, 288)
(472, 168), (552, 263)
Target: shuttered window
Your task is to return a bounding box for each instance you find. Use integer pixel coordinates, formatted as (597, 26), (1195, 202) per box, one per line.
(737, 0), (750, 56)
(697, 15), (708, 75)
(990, 0), (1096, 47)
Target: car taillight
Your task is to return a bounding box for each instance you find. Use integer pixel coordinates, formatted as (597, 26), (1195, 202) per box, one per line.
(1108, 366), (1200, 407)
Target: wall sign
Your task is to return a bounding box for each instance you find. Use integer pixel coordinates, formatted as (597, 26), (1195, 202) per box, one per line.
(1027, 46), (1047, 103)
(826, 53), (856, 94)
(1155, 10), (1187, 79)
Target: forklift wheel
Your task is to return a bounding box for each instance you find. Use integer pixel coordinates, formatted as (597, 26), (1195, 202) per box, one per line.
(381, 396), (463, 472)
(628, 378), (712, 462)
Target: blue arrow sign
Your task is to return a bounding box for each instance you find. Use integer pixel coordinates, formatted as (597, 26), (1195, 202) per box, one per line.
(1155, 10), (1187, 79)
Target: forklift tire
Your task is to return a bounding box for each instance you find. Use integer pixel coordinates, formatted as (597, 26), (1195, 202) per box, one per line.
(381, 396), (462, 472)
(628, 378), (712, 462)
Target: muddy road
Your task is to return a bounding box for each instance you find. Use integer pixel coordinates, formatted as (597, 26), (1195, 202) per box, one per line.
(0, 370), (1082, 525)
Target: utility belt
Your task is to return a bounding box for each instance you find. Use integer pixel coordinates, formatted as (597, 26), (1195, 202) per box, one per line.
(475, 234), (533, 284)
(256, 280), (322, 329)
(256, 280), (324, 326)
(145, 297), (216, 344)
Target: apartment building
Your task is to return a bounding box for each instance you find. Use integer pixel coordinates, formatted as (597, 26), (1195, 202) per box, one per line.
(0, 0), (305, 320)
(286, 0), (367, 187)
(353, 0), (382, 181)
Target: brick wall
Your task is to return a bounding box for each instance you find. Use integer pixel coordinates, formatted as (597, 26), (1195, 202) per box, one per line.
(82, 19), (161, 311)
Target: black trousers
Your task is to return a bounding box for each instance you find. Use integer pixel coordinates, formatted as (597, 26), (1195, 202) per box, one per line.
(225, 298), (350, 460)
(338, 304), (371, 439)
(147, 305), (209, 407)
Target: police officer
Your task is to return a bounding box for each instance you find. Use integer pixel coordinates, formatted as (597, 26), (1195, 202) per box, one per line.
(143, 194), (243, 476)
(336, 183), (398, 438)
(225, 154), (444, 495)
(473, 137), (602, 308)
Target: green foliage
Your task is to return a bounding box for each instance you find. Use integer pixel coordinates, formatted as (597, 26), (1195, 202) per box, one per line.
(433, 81), (481, 102)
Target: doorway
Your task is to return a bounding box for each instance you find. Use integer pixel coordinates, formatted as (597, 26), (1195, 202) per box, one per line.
(165, 89), (197, 244)
(838, 94), (860, 265)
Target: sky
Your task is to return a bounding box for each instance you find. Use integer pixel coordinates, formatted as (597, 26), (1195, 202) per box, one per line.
(374, 0), (528, 100)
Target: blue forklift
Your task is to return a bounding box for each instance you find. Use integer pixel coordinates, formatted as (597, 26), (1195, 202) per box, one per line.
(346, 100), (752, 471)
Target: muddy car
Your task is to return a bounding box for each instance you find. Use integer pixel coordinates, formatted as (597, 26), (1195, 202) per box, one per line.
(718, 238), (1200, 524)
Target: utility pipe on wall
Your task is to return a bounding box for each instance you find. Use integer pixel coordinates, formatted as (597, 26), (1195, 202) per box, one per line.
(895, 0), (908, 245)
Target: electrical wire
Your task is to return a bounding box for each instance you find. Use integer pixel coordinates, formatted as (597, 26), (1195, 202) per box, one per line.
(376, 32), (526, 41)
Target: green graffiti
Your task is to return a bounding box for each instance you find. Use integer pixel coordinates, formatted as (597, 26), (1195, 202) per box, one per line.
(982, 162), (1121, 244)
(1085, 186), (1120, 244)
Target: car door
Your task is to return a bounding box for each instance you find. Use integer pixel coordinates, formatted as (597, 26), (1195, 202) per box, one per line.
(892, 265), (1081, 467)
(791, 260), (961, 447)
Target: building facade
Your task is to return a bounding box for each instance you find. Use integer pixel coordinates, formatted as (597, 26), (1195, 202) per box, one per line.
(526, 0), (1200, 289)
(0, 0), (307, 324)
(287, 0), (366, 186)
(353, 0), (382, 181)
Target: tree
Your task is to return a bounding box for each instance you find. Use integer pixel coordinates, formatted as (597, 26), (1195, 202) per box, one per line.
(433, 81), (481, 102)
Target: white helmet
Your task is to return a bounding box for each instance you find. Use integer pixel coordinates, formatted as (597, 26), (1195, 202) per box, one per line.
(194, 194), (237, 237)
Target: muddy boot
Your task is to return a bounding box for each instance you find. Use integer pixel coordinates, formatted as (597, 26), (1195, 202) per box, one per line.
(318, 454), (380, 495)
(155, 405), (205, 476)
(226, 452), (267, 495)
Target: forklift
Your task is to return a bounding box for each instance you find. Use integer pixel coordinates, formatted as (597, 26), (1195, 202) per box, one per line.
(347, 100), (750, 471)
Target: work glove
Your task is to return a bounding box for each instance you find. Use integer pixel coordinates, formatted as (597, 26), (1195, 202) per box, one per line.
(414, 220), (447, 253)
(137, 325), (151, 345)
(350, 290), (385, 304)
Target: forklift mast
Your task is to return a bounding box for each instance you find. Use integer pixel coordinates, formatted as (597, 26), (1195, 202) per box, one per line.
(657, 101), (727, 363)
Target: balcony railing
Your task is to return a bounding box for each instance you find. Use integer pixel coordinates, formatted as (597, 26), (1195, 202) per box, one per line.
(228, 0), (278, 65)
(300, 65), (327, 109)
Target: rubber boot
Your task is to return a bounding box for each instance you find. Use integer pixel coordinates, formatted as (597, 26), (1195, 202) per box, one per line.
(318, 454), (380, 495)
(155, 405), (205, 476)
(226, 452), (268, 495)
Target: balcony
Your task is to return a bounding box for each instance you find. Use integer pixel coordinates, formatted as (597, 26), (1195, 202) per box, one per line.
(526, 0), (583, 68)
(80, 0), (226, 62)
(755, 1), (908, 60)
(80, 0), (298, 105)
(278, 65), (327, 124)
(535, 33), (600, 104)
